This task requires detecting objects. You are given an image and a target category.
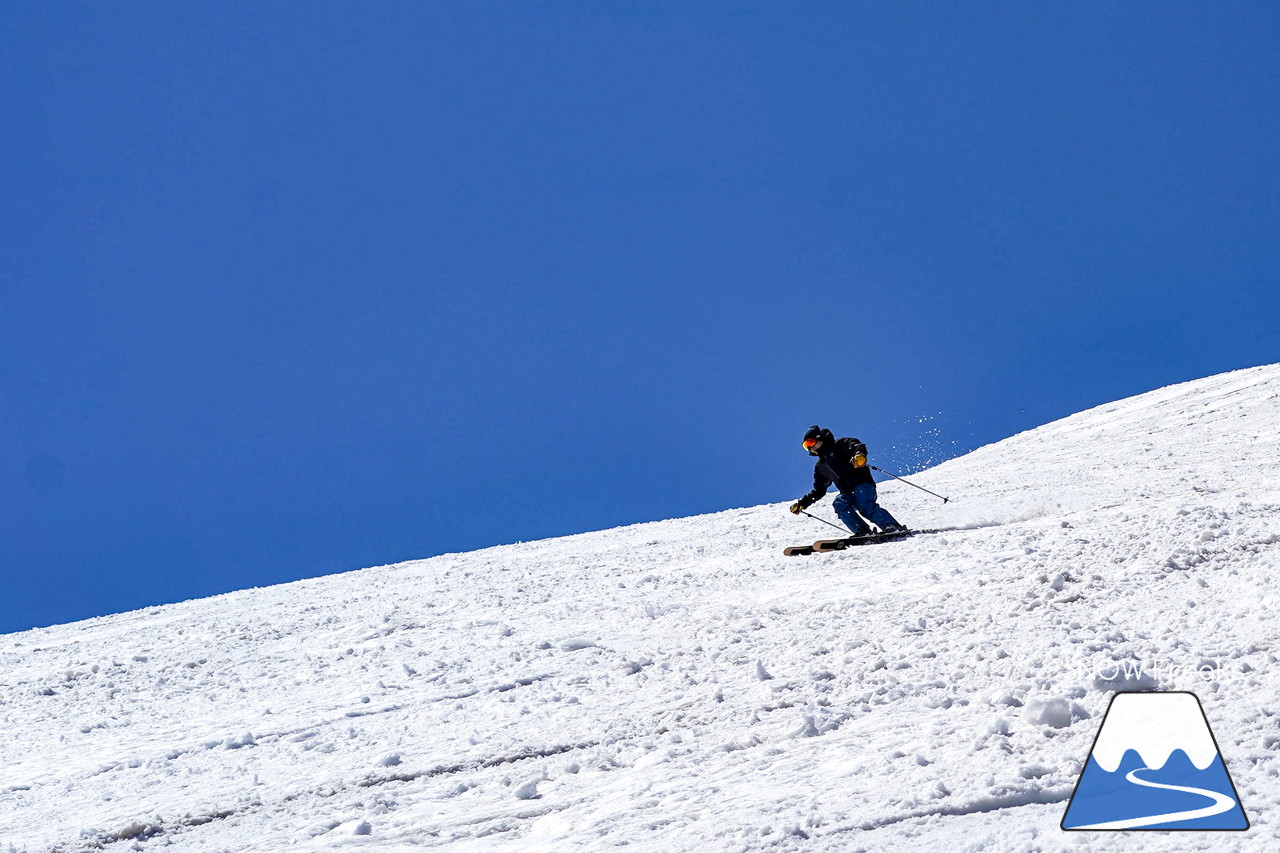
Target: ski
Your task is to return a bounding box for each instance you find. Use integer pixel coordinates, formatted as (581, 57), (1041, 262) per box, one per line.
(783, 527), (948, 556)
(814, 530), (911, 551)
(782, 544), (817, 556)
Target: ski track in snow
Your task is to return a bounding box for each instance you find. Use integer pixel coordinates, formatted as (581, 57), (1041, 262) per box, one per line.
(2, 364), (1280, 852)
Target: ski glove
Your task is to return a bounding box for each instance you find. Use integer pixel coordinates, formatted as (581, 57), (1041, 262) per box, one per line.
(852, 453), (867, 468)
(789, 502), (803, 514)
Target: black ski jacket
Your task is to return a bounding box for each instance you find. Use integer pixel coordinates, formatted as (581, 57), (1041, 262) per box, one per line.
(798, 437), (874, 508)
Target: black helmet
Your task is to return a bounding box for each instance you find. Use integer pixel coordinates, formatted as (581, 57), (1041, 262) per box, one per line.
(802, 425), (832, 455)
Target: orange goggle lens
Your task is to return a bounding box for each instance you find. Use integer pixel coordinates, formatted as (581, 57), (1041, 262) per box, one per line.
(802, 439), (818, 450)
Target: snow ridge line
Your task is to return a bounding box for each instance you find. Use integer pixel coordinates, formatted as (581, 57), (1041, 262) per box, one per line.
(439, 672), (558, 701)
(357, 741), (599, 789)
(49, 808), (237, 852)
(823, 785), (1075, 837)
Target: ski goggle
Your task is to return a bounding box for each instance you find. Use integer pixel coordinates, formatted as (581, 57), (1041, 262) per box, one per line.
(802, 438), (819, 451)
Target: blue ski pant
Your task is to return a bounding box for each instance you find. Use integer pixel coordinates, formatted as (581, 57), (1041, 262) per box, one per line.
(833, 483), (900, 534)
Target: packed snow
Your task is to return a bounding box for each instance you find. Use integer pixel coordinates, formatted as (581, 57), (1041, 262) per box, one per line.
(2, 364), (1279, 852)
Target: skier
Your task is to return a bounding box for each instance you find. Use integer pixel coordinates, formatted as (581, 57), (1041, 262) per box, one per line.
(789, 425), (905, 536)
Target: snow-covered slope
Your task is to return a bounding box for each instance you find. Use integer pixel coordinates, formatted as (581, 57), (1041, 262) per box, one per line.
(3, 365), (1280, 852)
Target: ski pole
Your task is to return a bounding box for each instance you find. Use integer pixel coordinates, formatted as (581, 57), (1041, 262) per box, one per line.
(870, 465), (951, 503)
(799, 509), (850, 533)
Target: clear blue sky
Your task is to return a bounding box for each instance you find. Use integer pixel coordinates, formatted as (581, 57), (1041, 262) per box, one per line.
(4, 3), (1278, 634)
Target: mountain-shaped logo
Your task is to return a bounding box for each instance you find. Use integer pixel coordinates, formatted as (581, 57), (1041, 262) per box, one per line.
(1062, 692), (1248, 831)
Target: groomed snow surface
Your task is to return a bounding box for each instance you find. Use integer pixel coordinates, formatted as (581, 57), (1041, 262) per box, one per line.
(3, 365), (1280, 852)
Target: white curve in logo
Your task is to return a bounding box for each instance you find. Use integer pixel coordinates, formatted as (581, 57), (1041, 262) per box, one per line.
(1070, 766), (1237, 830)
